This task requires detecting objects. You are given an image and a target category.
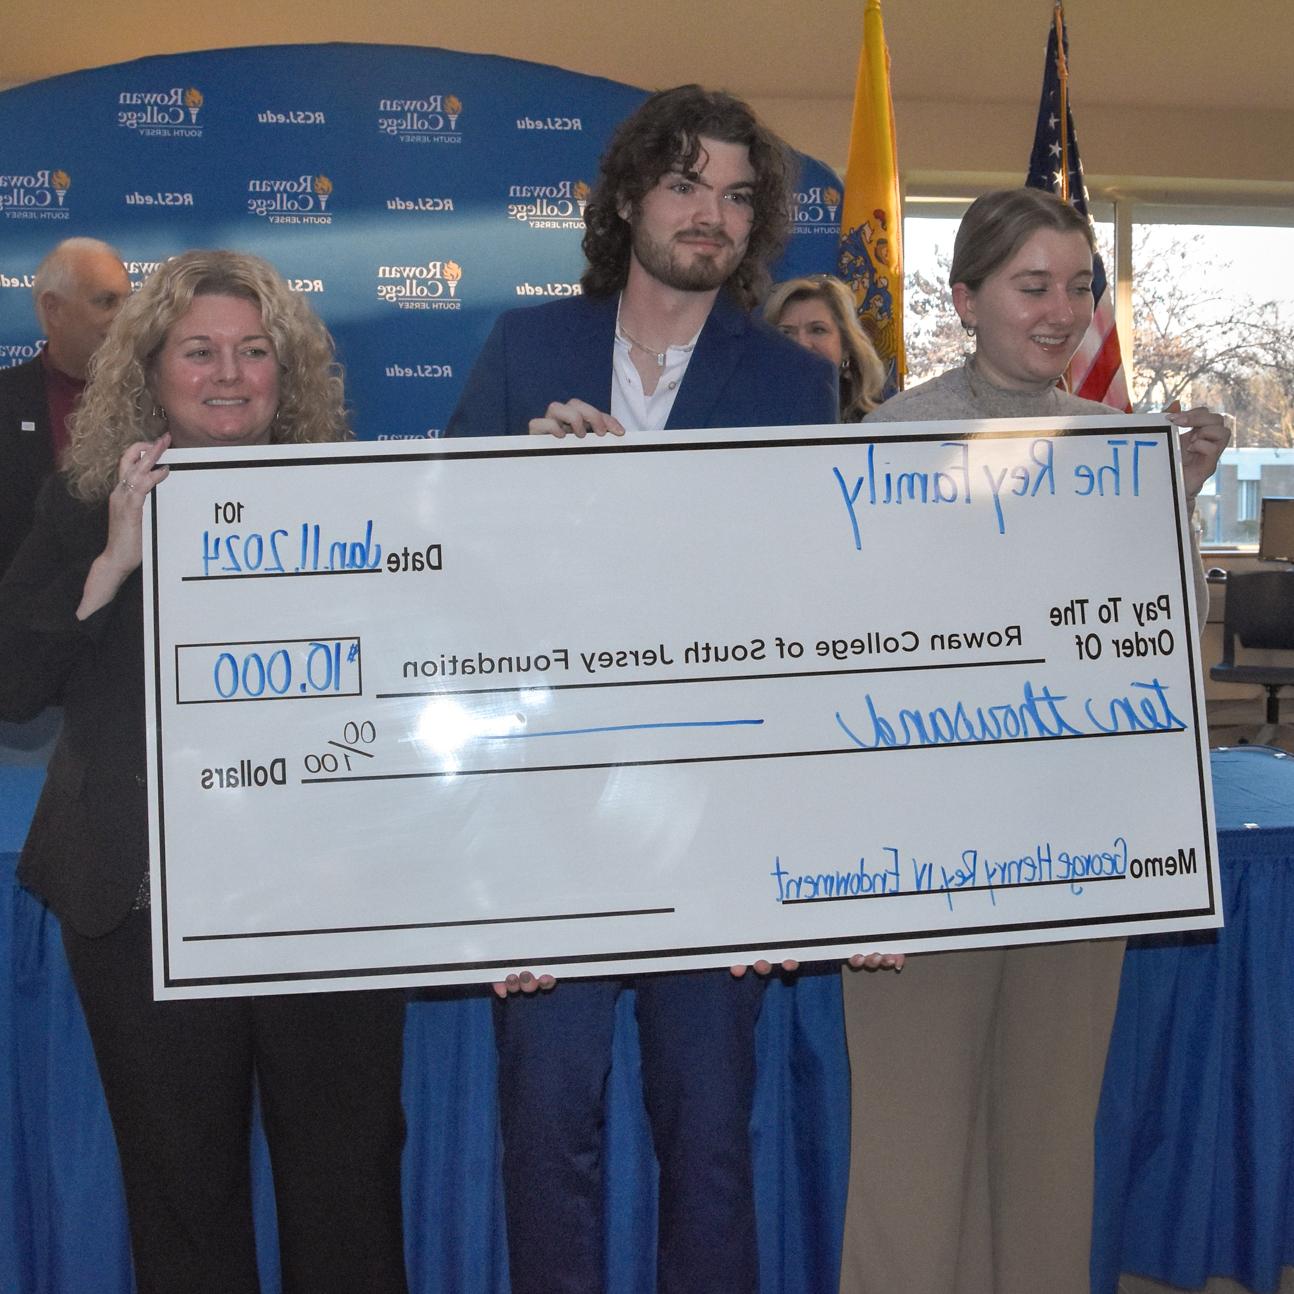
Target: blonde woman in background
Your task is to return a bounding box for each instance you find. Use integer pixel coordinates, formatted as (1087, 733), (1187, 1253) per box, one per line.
(764, 273), (886, 420)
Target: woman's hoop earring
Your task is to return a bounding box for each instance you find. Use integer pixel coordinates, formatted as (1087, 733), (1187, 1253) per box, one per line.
(962, 323), (976, 338)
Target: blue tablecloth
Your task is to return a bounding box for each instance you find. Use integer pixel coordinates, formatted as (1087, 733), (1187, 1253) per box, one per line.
(6, 747), (1293, 1293)
(1093, 746), (1294, 1294)
(0, 758), (849, 1294)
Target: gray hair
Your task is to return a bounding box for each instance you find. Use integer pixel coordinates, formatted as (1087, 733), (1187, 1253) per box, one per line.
(32, 237), (126, 329)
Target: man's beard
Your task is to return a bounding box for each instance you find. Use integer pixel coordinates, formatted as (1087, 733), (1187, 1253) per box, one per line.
(630, 224), (744, 292)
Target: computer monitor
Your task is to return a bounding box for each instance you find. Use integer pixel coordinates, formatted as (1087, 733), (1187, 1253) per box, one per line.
(1258, 496), (1294, 563)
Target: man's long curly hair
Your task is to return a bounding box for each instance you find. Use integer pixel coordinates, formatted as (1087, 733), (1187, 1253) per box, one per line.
(580, 85), (794, 311)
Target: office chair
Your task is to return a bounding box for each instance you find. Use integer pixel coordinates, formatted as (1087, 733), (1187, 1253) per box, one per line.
(1209, 569), (1294, 744)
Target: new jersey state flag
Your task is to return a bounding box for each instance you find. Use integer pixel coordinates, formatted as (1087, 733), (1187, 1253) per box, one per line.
(837, 0), (904, 397)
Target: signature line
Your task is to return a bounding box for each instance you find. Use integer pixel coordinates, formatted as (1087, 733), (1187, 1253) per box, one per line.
(482, 719), (765, 740)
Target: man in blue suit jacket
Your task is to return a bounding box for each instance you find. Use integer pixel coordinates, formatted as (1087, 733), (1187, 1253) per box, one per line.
(446, 86), (836, 1294)
(448, 287), (835, 440)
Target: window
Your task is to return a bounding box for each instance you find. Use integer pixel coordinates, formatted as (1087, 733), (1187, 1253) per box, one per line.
(1129, 218), (1294, 547)
(1237, 479), (1260, 523)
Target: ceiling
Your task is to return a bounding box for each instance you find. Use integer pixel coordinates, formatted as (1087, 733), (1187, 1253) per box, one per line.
(3, 0), (1290, 119)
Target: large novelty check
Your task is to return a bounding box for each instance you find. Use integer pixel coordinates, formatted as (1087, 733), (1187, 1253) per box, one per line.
(143, 417), (1220, 998)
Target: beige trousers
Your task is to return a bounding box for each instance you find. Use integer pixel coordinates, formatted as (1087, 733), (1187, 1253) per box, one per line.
(839, 939), (1125, 1294)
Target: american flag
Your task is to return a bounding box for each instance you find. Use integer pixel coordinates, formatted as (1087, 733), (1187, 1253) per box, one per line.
(1026, 4), (1131, 411)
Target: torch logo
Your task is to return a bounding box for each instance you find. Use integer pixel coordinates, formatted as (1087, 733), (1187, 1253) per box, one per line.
(445, 95), (462, 130)
(185, 87), (204, 123)
(443, 260), (462, 297)
(313, 175), (333, 212)
(51, 171), (71, 206)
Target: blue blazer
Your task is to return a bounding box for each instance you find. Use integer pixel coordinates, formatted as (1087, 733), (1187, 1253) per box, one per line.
(445, 290), (838, 437)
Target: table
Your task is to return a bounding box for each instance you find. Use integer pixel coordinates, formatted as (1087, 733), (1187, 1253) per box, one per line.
(5, 747), (1293, 1293)
(1094, 745), (1294, 1294)
(0, 750), (848, 1294)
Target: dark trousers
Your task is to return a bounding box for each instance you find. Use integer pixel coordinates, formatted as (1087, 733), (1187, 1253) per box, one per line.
(494, 968), (764, 1294)
(61, 908), (409, 1294)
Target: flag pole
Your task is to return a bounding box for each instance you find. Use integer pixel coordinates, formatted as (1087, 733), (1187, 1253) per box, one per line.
(1054, 3), (1069, 201)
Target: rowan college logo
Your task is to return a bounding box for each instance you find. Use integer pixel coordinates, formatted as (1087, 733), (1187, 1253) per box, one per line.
(376, 92), (463, 144)
(246, 173), (335, 225)
(793, 185), (841, 234)
(376, 259), (464, 310)
(0, 340), (41, 366)
(505, 179), (590, 230)
(0, 168), (73, 221)
(116, 85), (204, 136)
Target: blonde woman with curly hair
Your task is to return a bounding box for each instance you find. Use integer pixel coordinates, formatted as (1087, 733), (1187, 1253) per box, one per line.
(0, 250), (408, 1294)
(65, 248), (347, 500)
(764, 274), (886, 421)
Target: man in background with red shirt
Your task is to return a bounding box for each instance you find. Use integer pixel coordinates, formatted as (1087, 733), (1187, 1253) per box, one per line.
(0, 237), (130, 579)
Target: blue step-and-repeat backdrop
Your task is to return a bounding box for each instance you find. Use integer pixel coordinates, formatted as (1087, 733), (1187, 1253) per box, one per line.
(0, 43), (843, 438)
